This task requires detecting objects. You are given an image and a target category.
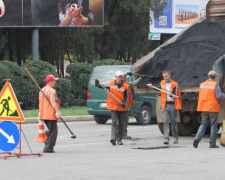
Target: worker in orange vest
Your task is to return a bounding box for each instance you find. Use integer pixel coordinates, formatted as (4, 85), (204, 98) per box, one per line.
(147, 70), (181, 144)
(95, 71), (129, 145)
(193, 71), (225, 148)
(39, 75), (61, 153)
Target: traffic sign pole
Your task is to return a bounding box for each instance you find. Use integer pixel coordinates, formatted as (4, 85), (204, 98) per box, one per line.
(0, 122), (43, 160)
(0, 81), (42, 160)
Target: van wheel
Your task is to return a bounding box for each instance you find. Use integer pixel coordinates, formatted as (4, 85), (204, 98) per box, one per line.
(94, 115), (109, 124)
(136, 105), (152, 125)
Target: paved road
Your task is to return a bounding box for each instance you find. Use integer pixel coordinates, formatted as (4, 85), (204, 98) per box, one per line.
(0, 119), (224, 180)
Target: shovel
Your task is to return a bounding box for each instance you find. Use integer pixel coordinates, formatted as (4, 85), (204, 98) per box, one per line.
(96, 81), (141, 116)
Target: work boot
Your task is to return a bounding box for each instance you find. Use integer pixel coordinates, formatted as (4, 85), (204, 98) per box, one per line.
(117, 141), (123, 145)
(164, 139), (169, 145)
(110, 139), (116, 146)
(43, 149), (55, 153)
(193, 140), (199, 148)
(209, 145), (219, 148)
(123, 135), (132, 140)
(173, 138), (178, 144)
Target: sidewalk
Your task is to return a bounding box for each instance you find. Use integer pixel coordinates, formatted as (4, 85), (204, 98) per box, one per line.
(23, 115), (94, 124)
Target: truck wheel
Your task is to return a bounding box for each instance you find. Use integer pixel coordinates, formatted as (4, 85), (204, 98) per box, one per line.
(136, 105), (152, 125)
(94, 115), (109, 124)
(205, 124), (221, 134)
(158, 123), (164, 134)
(157, 123), (172, 136)
(178, 113), (195, 136)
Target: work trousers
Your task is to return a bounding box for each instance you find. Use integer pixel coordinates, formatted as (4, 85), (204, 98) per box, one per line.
(44, 120), (58, 151)
(194, 112), (218, 146)
(123, 111), (129, 137)
(162, 104), (179, 140)
(111, 110), (126, 142)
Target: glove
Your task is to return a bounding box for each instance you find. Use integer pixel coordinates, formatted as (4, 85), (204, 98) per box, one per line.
(55, 112), (62, 119)
(95, 79), (100, 86)
(121, 103), (126, 108)
(127, 72), (133, 76)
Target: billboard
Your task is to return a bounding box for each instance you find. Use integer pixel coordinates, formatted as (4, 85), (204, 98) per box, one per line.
(150, 0), (210, 34)
(0, 0), (104, 27)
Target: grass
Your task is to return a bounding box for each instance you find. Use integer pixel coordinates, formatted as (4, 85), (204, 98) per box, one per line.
(22, 106), (89, 118)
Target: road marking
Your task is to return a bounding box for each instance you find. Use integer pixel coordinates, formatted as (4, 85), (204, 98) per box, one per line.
(57, 142), (109, 147)
(101, 127), (157, 131)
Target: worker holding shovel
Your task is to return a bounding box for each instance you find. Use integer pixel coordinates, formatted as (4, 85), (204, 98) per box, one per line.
(39, 75), (61, 153)
(95, 71), (129, 146)
(147, 70), (182, 145)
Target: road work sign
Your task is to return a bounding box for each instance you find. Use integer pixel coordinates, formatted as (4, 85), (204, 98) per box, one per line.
(0, 82), (24, 122)
(0, 121), (20, 152)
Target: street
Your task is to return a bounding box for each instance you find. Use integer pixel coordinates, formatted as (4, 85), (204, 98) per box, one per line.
(0, 118), (224, 180)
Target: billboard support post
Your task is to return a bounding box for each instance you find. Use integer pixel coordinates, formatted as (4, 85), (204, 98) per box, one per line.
(32, 28), (39, 61)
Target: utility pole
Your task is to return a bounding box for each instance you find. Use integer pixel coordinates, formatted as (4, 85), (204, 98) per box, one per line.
(32, 28), (39, 61)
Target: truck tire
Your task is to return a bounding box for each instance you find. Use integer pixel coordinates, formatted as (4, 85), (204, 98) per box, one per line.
(158, 123), (164, 134)
(136, 105), (152, 125)
(157, 123), (172, 136)
(94, 115), (109, 124)
(178, 112), (195, 136)
(205, 124), (221, 135)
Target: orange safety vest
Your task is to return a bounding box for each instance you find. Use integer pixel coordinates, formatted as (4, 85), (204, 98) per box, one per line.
(124, 81), (134, 107)
(197, 80), (220, 112)
(107, 80), (129, 111)
(39, 86), (60, 120)
(161, 80), (182, 110)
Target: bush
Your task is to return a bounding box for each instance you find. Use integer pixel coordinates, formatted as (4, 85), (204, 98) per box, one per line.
(55, 78), (74, 106)
(66, 62), (92, 106)
(66, 59), (130, 105)
(0, 61), (30, 109)
(24, 60), (74, 107)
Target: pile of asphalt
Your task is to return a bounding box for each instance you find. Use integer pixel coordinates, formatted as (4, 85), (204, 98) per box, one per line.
(138, 20), (225, 87)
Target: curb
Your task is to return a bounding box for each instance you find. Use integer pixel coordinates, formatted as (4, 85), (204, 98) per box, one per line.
(22, 115), (94, 124)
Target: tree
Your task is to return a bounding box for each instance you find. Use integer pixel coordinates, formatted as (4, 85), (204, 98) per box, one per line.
(0, 0), (167, 67)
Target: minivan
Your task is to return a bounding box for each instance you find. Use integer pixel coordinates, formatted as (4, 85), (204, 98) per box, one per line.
(87, 65), (157, 125)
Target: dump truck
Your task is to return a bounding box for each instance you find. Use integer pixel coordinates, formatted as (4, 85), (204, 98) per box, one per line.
(132, 0), (225, 136)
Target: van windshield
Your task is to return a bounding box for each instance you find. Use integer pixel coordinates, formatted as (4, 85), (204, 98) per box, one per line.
(90, 66), (132, 84)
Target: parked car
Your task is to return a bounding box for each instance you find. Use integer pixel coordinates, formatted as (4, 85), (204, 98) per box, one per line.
(87, 65), (157, 125)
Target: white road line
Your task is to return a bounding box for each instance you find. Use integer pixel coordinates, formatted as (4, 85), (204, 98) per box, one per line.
(100, 127), (157, 131)
(57, 142), (109, 147)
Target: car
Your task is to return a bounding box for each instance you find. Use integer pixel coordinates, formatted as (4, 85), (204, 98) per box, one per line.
(87, 65), (157, 125)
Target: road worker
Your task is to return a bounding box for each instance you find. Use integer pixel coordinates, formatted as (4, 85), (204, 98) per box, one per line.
(193, 71), (225, 148)
(147, 70), (181, 144)
(95, 71), (129, 145)
(39, 75), (62, 153)
(122, 72), (145, 139)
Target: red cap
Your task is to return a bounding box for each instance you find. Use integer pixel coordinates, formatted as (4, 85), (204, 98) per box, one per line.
(45, 75), (59, 83)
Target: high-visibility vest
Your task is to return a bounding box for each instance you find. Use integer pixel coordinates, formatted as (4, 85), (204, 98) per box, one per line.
(197, 80), (220, 112)
(39, 86), (60, 120)
(107, 80), (129, 111)
(124, 81), (134, 107)
(160, 80), (182, 110)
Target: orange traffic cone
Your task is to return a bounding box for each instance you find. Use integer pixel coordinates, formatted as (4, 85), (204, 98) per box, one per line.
(35, 121), (47, 143)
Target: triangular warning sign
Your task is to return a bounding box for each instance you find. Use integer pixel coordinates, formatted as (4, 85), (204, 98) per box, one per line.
(0, 81), (25, 122)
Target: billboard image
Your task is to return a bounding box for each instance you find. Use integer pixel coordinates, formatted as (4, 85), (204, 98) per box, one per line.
(0, 0), (104, 27)
(175, 4), (199, 24)
(150, 0), (210, 34)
